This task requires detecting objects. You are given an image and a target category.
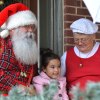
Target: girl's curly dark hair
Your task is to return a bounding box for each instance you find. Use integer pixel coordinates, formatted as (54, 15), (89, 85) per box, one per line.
(40, 48), (60, 71)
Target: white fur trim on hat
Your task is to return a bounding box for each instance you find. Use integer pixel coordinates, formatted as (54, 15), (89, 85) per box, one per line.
(1, 10), (37, 30)
(0, 30), (9, 38)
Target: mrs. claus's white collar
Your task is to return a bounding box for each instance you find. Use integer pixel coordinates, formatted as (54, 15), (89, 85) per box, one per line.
(74, 42), (100, 58)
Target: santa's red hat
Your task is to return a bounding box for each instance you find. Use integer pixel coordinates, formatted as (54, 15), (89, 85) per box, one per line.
(0, 3), (37, 38)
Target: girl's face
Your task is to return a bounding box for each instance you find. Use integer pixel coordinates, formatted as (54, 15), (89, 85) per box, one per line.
(43, 59), (61, 79)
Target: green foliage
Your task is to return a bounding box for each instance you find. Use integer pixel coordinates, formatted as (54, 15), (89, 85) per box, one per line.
(0, 1), (4, 5)
(0, 81), (58, 100)
(71, 81), (100, 100)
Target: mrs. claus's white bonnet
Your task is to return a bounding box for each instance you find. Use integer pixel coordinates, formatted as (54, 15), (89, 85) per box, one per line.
(70, 18), (98, 34)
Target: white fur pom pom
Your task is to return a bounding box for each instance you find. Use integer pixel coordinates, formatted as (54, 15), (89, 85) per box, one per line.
(0, 30), (9, 38)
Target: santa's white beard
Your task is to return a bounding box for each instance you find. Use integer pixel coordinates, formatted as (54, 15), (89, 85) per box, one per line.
(11, 29), (38, 65)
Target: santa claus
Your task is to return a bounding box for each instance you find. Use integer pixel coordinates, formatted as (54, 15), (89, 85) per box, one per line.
(0, 3), (38, 93)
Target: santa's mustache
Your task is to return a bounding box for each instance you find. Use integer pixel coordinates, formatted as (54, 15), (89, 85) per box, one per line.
(25, 32), (35, 39)
(11, 28), (36, 41)
(26, 34), (32, 39)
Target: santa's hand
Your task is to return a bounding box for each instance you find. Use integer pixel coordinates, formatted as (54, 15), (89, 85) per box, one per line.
(26, 85), (37, 96)
(17, 85), (27, 95)
(17, 85), (36, 96)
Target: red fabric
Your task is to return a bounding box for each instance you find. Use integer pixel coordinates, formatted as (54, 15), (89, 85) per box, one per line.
(0, 36), (38, 92)
(66, 46), (100, 91)
(0, 3), (29, 26)
(2, 93), (8, 96)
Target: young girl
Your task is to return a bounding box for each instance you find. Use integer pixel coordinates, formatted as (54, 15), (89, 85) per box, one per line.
(33, 48), (69, 100)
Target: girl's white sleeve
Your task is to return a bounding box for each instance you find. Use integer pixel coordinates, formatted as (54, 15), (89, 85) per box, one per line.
(60, 52), (67, 76)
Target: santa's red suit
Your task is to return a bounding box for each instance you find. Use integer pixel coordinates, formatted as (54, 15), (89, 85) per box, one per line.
(0, 3), (38, 93)
(0, 36), (38, 92)
(61, 42), (100, 91)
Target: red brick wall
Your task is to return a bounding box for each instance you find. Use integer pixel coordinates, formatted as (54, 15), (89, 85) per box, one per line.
(63, 0), (100, 51)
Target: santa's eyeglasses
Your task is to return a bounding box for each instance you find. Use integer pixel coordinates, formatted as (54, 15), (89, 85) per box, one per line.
(24, 24), (37, 32)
